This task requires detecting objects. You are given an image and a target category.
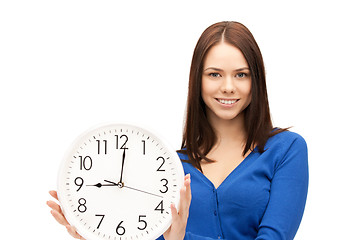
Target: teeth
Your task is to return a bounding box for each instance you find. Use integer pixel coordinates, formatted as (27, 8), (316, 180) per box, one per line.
(218, 99), (238, 105)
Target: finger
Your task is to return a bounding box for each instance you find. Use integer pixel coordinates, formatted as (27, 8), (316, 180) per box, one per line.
(66, 225), (84, 239)
(179, 188), (190, 220)
(171, 202), (179, 218)
(51, 209), (69, 226)
(184, 174), (191, 200)
(181, 175), (191, 210)
(49, 190), (59, 201)
(47, 200), (62, 214)
(184, 173), (190, 181)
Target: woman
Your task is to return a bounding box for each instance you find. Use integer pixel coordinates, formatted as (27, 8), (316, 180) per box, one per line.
(48, 21), (308, 240)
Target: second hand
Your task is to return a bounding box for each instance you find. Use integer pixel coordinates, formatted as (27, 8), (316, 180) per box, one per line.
(103, 180), (163, 198)
(124, 185), (163, 198)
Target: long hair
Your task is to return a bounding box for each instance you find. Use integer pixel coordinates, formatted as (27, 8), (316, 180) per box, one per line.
(179, 21), (286, 171)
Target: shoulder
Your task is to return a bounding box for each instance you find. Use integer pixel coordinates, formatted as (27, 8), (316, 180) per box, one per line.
(266, 130), (307, 151)
(176, 150), (191, 169)
(176, 151), (200, 174)
(177, 150), (189, 161)
(264, 130), (308, 170)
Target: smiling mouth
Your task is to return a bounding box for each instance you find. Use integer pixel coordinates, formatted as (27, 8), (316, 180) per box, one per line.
(216, 98), (239, 105)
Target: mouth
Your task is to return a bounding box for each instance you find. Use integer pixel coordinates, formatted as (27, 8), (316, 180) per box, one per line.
(215, 98), (239, 105)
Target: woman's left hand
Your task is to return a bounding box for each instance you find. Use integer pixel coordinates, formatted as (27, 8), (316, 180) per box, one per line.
(163, 174), (191, 240)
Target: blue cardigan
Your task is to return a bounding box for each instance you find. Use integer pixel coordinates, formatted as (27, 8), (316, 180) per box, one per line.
(158, 131), (308, 240)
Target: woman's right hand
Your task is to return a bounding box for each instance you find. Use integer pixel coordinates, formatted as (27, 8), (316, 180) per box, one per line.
(47, 190), (86, 240)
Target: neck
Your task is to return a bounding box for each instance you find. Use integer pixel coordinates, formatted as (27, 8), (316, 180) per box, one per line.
(208, 112), (247, 147)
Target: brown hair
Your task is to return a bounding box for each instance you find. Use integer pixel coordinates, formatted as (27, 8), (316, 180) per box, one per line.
(179, 21), (287, 171)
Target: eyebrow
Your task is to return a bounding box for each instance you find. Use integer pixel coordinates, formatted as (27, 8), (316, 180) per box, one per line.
(204, 67), (250, 72)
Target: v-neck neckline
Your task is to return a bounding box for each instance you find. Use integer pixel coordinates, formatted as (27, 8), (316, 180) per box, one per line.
(191, 148), (257, 190)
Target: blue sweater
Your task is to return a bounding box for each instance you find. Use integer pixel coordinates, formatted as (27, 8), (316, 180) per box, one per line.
(158, 131), (308, 240)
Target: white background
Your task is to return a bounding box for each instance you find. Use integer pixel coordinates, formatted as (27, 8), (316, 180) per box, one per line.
(1, 0), (356, 239)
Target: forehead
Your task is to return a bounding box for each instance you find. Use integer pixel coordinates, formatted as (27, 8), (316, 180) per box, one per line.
(203, 42), (248, 69)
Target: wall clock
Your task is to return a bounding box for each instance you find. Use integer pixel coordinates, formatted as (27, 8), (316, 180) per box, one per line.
(57, 123), (184, 240)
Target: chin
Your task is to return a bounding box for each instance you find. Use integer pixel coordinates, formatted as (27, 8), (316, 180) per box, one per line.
(220, 115), (241, 121)
(210, 111), (242, 122)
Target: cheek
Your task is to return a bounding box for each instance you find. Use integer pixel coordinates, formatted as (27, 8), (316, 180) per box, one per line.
(246, 92), (252, 106)
(201, 79), (217, 99)
(238, 80), (252, 98)
(237, 81), (252, 109)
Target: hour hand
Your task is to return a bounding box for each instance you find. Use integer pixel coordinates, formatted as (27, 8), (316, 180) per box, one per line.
(104, 180), (118, 186)
(104, 179), (124, 188)
(87, 180), (118, 188)
(86, 183), (104, 188)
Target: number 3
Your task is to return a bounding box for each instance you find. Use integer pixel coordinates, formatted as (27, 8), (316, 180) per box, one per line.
(160, 178), (168, 193)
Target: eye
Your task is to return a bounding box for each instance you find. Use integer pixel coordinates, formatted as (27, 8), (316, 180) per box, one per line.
(209, 73), (221, 78)
(236, 72), (248, 78)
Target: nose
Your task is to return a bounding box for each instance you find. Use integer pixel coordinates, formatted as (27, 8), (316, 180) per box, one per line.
(221, 76), (236, 94)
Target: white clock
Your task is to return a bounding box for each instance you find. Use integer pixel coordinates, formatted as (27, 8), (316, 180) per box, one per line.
(57, 123), (185, 240)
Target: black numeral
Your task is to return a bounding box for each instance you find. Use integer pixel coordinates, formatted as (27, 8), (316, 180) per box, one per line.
(160, 178), (169, 193)
(79, 156), (92, 170)
(78, 198), (87, 213)
(116, 221), (125, 235)
(95, 214), (105, 229)
(115, 134), (128, 150)
(74, 177), (84, 191)
(155, 200), (164, 214)
(156, 157), (165, 171)
(96, 140), (107, 154)
(137, 215), (147, 230)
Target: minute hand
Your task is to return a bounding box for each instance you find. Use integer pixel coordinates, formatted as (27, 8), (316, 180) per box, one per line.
(119, 149), (126, 183)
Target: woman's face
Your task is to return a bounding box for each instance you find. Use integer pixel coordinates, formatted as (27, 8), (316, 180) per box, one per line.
(201, 42), (252, 123)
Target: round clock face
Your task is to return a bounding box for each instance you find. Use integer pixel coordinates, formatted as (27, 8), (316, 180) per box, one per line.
(57, 123), (184, 240)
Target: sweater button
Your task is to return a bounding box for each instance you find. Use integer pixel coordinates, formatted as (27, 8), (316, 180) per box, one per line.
(214, 210), (217, 216)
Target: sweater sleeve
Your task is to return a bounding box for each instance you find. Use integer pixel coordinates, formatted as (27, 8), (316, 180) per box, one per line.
(256, 135), (309, 240)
